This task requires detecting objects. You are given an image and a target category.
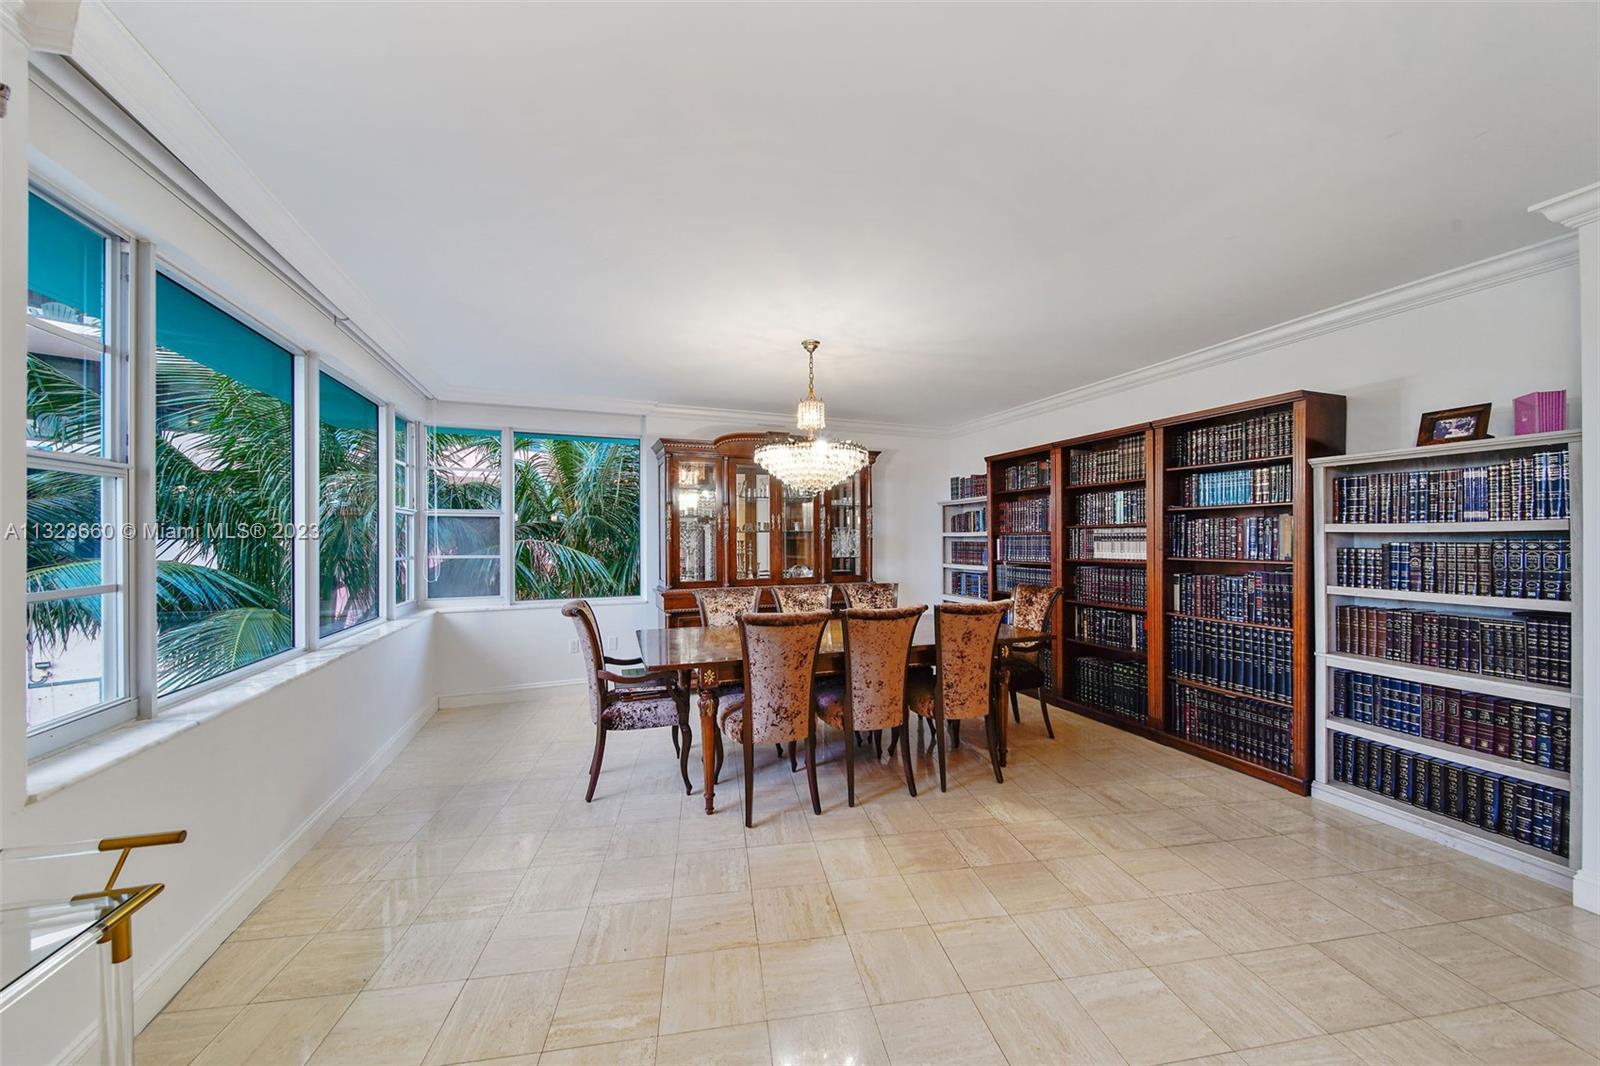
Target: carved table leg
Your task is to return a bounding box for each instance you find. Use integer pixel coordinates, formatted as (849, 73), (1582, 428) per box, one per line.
(698, 668), (720, 814)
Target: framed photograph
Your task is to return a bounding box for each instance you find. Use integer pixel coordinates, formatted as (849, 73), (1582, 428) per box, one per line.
(1416, 403), (1492, 446)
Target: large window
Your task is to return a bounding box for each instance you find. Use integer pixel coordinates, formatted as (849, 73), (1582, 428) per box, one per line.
(394, 417), (416, 605)
(154, 273), (295, 694)
(426, 426), (502, 598)
(318, 373), (379, 636)
(24, 192), (130, 750)
(512, 434), (641, 600)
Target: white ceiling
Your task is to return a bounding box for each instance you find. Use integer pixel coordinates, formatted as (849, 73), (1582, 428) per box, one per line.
(103, 1), (1598, 427)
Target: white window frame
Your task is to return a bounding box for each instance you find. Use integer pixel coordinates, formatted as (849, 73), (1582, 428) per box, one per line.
(392, 416), (419, 614)
(24, 186), (137, 759)
(422, 424), (507, 604)
(315, 363), (384, 644)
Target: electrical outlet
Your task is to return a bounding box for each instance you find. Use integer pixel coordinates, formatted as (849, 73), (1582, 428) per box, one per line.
(568, 639), (579, 654)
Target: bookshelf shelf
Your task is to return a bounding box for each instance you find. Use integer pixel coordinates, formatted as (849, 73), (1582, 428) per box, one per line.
(1170, 675), (1294, 709)
(1325, 585), (1576, 613)
(1313, 430), (1581, 886)
(1065, 476), (1145, 490)
(1064, 637), (1146, 660)
(992, 485), (1051, 498)
(1166, 454), (1294, 474)
(1166, 612), (1292, 633)
(941, 475), (990, 602)
(1066, 598), (1146, 612)
(1326, 520), (1569, 534)
(1064, 557), (1147, 566)
(1166, 502), (1294, 512)
(1318, 652), (1573, 708)
(1324, 719), (1569, 789)
(1167, 557), (1295, 566)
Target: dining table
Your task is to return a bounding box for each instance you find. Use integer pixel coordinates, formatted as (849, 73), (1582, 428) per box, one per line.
(636, 616), (1048, 814)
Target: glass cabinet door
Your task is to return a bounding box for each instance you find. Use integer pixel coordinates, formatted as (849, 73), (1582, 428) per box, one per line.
(671, 458), (721, 584)
(778, 484), (817, 580)
(732, 463), (775, 581)
(827, 471), (866, 578)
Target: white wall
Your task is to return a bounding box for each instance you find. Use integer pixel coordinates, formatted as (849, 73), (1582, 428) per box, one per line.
(946, 254), (1581, 469)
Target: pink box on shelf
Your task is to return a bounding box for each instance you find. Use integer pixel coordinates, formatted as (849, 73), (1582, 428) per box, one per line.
(1514, 390), (1566, 435)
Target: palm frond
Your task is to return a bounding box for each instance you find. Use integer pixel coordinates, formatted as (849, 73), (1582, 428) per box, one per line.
(156, 608), (293, 695)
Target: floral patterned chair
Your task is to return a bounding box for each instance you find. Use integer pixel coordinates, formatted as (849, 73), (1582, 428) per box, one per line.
(564, 601), (692, 802)
(696, 587), (761, 627)
(1006, 584), (1063, 739)
(815, 605), (928, 804)
(715, 611), (832, 827)
(908, 600), (1010, 791)
(774, 584), (834, 613)
(842, 581), (898, 608)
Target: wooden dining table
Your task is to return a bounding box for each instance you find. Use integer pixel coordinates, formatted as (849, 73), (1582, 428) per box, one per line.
(636, 617), (1047, 814)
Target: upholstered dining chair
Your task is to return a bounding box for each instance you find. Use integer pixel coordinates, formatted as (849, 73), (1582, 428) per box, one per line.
(1005, 584), (1064, 739)
(715, 611), (832, 827)
(696, 586), (761, 626)
(842, 581), (898, 608)
(563, 601), (692, 802)
(815, 605), (928, 804)
(774, 584), (834, 613)
(908, 600), (1011, 791)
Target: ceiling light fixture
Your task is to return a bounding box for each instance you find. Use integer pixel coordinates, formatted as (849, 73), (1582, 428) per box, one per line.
(753, 339), (869, 497)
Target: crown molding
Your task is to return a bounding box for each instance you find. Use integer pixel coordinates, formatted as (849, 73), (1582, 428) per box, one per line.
(948, 234), (1579, 438)
(66, 0), (433, 400)
(1529, 182), (1600, 230)
(2, 0), (79, 53)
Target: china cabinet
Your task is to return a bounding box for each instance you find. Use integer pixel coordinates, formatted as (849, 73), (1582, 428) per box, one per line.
(655, 433), (878, 626)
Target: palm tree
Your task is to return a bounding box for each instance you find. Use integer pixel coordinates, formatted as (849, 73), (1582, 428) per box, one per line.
(512, 435), (640, 600)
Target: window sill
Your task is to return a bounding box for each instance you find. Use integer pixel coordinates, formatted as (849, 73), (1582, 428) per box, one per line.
(26, 616), (429, 805)
(426, 595), (648, 613)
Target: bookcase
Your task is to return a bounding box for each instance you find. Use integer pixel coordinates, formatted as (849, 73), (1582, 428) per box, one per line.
(988, 445), (1064, 691)
(1311, 430), (1582, 887)
(942, 473), (990, 602)
(984, 391), (1347, 792)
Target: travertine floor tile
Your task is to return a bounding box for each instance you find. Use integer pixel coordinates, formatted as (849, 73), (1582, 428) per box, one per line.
(255, 928), (403, 1001)
(326, 878), (444, 932)
(881, 831), (967, 873)
(946, 825), (1035, 866)
(972, 980), (1127, 1064)
(422, 971), (563, 1065)
(1299, 873), (1447, 931)
(673, 847), (750, 896)
(573, 899), (671, 964)
(759, 936), (868, 1019)
(1236, 1035), (1363, 1065)
(849, 926), (964, 1004)
(307, 981), (462, 1066)
(668, 891), (758, 955)
(509, 863), (601, 914)
(1333, 1018), (1481, 1065)
(235, 886), (361, 940)
(543, 958), (666, 1051)
(1391, 921), (1572, 1001)
(1226, 882), (1374, 944)
(1014, 906), (1141, 979)
(816, 836), (899, 881)
(366, 918), (496, 989)
(1167, 842), (1283, 888)
(472, 910), (586, 977)
(754, 883), (844, 942)
(1091, 898), (1226, 966)
(1153, 956), (1323, 1050)
(1164, 890), (1294, 954)
(872, 992), (1007, 1066)
(1507, 989), (1600, 1058)
(171, 937), (311, 1010)
(1314, 932), (1496, 1017)
(1065, 967), (1230, 1066)
(766, 1007), (889, 1066)
(1108, 848), (1223, 896)
(902, 868), (1005, 923)
(1233, 945), (1411, 1033)
(657, 1021), (772, 1065)
(1464, 912), (1600, 986)
(1044, 854), (1153, 904)
(974, 860), (1081, 914)
(830, 876), (926, 933)
(535, 1038), (655, 1065)
(1422, 1003), (1596, 1065)
(659, 947), (765, 1035)
(593, 855), (677, 904)
(748, 843), (827, 888)
(933, 916), (1055, 991)
(135, 1007), (242, 1066)
(191, 996), (352, 1066)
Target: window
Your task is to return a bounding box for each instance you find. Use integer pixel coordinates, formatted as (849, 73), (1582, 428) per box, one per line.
(318, 373), (379, 636)
(512, 434), (641, 600)
(394, 417), (416, 605)
(426, 426), (502, 598)
(154, 272), (295, 694)
(24, 192), (132, 752)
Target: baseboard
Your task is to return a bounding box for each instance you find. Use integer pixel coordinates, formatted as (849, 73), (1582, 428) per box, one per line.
(438, 679), (583, 709)
(1573, 869), (1600, 914)
(53, 694), (440, 1066)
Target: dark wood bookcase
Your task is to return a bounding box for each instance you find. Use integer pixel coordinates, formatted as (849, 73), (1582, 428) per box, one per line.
(985, 390), (1346, 792)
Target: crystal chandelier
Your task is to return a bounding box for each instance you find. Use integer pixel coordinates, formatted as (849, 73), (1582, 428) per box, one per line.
(753, 339), (869, 496)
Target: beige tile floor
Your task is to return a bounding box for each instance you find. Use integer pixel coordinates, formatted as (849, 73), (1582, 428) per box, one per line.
(141, 687), (1600, 1065)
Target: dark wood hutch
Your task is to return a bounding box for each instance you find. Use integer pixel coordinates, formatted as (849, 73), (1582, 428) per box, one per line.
(654, 432), (878, 626)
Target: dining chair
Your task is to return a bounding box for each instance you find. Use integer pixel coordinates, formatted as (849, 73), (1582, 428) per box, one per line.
(564, 601), (693, 802)
(696, 586), (761, 626)
(815, 605), (928, 804)
(567, 597), (691, 760)
(1005, 584), (1064, 739)
(774, 584), (834, 612)
(842, 581), (898, 608)
(715, 610), (832, 827)
(908, 600), (1011, 791)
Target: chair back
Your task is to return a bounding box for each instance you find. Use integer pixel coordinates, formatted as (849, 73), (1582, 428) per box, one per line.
(697, 587), (760, 627)
(736, 611), (831, 744)
(1009, 584), (1062, 654)
(562, 600), (606, 723)
(843, 582), (898, 609)
(774, 584), (833, 613)
(933, 601), (1010, 720)
(841, 605), (927, 731)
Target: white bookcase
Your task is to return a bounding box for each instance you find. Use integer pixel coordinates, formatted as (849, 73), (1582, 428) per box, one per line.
(941, 493), (989, 602)
(1311, 430), (1582, 888)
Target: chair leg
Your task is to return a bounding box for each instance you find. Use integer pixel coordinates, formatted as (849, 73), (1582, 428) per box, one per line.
(844, 718), (857, 808)
(1038, 688), (1055, 739)
(899, 722), (918, 797)
(873, 730), (883, 759)
(806, 731), (822, 815)
(714, 731), (724, 783)
(934, 711), (948, 792)
(1010, 689), (1020, 723)
(951, 721), (961, 749)
(887, 727), (899, 757)
(678, 713), (694, 795)
(671, 725), (680, 757)
(743, 738), (755, 830)
(775, 744), (785, 758)
(789, 742), (798, 773)
(985, 710), (1004, 784)
(585, 720), (607, 803)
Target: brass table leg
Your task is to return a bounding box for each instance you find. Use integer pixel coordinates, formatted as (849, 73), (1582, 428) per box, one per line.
(698, 668), (720, 814)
